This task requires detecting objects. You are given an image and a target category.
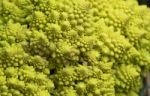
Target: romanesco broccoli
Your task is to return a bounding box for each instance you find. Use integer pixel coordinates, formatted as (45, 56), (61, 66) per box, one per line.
(0, 0), (150, 96)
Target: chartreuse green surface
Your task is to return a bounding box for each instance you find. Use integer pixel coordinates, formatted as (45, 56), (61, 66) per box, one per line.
(0, 0), (150, 96)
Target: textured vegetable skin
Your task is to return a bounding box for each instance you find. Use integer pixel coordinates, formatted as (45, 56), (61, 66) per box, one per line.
(0, 0), (150, 96)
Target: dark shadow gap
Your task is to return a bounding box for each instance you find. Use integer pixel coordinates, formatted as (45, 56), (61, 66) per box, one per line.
(138, 0), (150, 7)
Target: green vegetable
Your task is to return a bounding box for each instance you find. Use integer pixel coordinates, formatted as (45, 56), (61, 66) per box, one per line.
(0, 0), (150, 95)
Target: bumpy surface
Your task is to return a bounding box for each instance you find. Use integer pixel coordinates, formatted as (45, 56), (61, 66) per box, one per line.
(0, 0), (150, 96)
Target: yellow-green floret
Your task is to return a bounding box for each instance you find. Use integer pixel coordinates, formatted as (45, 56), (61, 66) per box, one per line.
(0, 0), (150, 95)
